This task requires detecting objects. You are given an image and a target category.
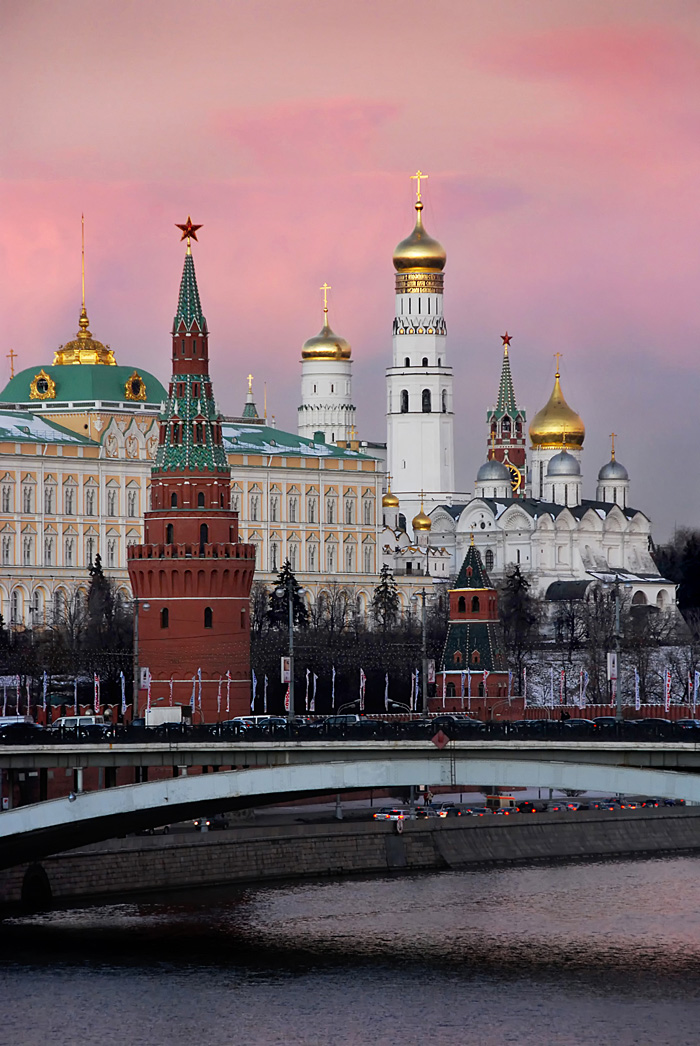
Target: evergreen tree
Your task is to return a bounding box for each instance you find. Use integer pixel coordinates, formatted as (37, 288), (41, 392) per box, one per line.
(267, 559), (309, 629)
(371, 564), (400, 632)
(499, 565), (541, 691)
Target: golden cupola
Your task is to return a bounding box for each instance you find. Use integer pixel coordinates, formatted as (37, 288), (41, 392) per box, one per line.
(393, 200), (446, 274)
(412, 495), (432, 533)
(54, 216), (116, 366)
(382, 488), (400, 509)
(529, 364), (585, 449)
(301, 283), (351, 361)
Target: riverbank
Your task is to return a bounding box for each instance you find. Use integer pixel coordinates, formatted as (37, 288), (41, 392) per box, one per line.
(2, 806), (700, 911)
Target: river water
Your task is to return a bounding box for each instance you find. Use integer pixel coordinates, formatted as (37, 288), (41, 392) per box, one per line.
(1, 856), (700, 1046)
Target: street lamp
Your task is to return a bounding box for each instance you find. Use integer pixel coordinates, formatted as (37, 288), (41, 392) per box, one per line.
(131, 597), (150, 718)
(275, 578), (295, 720)
(603, 575), (631, 723)
(411, 587), (430, 714)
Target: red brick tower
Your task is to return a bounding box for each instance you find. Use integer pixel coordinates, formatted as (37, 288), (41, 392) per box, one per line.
(486, 333), (527, 496)
(127, 219), (255, 720)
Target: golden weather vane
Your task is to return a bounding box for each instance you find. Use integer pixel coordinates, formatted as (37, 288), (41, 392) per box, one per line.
(175, 216), (203, 254)
(6, 348), (17, 378)
(411, 170), (428, 202)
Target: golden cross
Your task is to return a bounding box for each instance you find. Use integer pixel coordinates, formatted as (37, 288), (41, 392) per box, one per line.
(610, 432), (617, 460)
(411, 170), (428, 202)
(6, 349), (16, 378)
(247, 373), (254, 394)
(319, 282), (331, 320)
(350, 424), (356, 440)
(554, 351), (563, 375)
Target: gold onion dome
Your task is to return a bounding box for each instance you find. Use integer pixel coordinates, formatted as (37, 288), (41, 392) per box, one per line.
(529, 368), (585, 448)
(393, 201), (446, 273)
(412, 505), (432, 532)
(301, 321), (352, 361)
(382, 488), (400, 508)
(53, 306), (116, 366)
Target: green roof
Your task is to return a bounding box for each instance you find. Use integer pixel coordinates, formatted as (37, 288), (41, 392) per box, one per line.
(442, 619), (506, 673)
(174, 253), (206, 332)
(222, 422), (376, 461)
(0, 409), (98, 445)
(0, 365), (167, 406)
(454, 542), (493, 589)
(487, 347), (525, 422)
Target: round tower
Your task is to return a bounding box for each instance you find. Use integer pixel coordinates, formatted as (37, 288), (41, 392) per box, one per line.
(597, 434), (629, 508)
(297, 284), (356, 444)
(386, 172), (454, 518)
(127, 220), (255, 721)
(544, 449), (582, 508)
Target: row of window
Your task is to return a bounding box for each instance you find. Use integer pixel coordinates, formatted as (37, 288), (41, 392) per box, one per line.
(1, 535), (120, 569)
(247, 494), (373, 525)
(1, 485), (138, 517)
(159, 606), (246, 630)
(402, 356), (442, 367)
(263, 541), (374, 574)
(398, 389), (448, 414)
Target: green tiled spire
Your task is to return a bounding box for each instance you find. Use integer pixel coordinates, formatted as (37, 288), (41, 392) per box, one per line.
(155, 373), (229, 474)
(173, 253), (206, 332)
(494, 343), (517, 417)
(453, 539), (493, 589)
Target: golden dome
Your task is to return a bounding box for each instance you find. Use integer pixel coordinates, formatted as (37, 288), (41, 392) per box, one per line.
(412, 506), (432, 532)
(382, 489), (399, 508)
(54, 307), (116, 367)
(529, 369), (585, 449)
(301, 320), (351, 361)
(393, 202), (446, 273)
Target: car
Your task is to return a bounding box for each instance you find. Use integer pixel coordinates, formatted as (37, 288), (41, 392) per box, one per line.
(373, 807), (409, 821)
(430, 802), (456, 818)
(193, 814), (229, 831)
(549, 801), (581, 812)
(0, 721), (45, 743)
(563, 718), (596, 733)
(641, 798), (661, 808)
(516, 801), (545, 813)
(464, 806), (491, 817)
(415, 807), (440, 819)
(493, 806), (519, 815)
(675, 719), (700, 733)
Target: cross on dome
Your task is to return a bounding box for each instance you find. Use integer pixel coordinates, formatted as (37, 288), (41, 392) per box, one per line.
(410, 170), (429, 202)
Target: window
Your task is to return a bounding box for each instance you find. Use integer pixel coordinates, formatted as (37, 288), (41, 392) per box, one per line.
(485, 549), (494, 570)
(404, 357), (410, 367)
(289, 543), (298, 570)
(422, 357), (428, 367)
(442, 389), (447, 413)
(326, 498), (335, 524)
(345, 544), (355, 571)
(308, 544), (317, 571)
(85, 488), (95, 516)
(194, 422), (204, 444)
(44, 537), (53, 566)
(240, 608), (246, 630)
(289, 497), (297, 523)
(363, 499), (372, 525)
(447, 682), (456, 697)
(270, 496), (279, 522)
(307, 497), (317, 523)
(166, 523), (174, 544)
(65, 538), (74, 566)
(192, 383), (200, 398)
(64, 487), (74, 515)
(1, 486), (11, 512)
(10, 590), (20, 625)
(458, 596), (466, 613)
(271, 543), (279, 571)
(197, 492), (205, 507)
(200, 523), (208, 547)
(400, 389), (409, 413)
(453, 650), (462, 665)
(250, 495), (259, 521)
(32, 589), (43, 623)
(22, 486), (33, 513)
(231, 492), (240, 512)
(204, 607), (213, 628)
(23, 536), (33, 565)
(107, 490), (117, 515)
(471, 596), (480, 613)
(363, 545), (372, 573)
(327, 544), (336, 572)
(2, 536), (11, 565)
(86, 537), (95, 564)
(161, 608), (169, 629)
(422, 389), (431, 413)
(127, 491), (137, 517)
(44, 486), (54, 514)
(330, 384), (334, 393)
(345, 498), (354, 524)
(471, 650), (480, 665)
(107, 538), (117, 568)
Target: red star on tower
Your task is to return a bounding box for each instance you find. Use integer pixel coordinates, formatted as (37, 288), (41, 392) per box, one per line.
(175, 216), (203, 242)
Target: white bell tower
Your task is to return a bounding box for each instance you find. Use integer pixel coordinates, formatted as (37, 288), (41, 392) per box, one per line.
(297, 284), (356, 445)
(386, 172), (455, 521)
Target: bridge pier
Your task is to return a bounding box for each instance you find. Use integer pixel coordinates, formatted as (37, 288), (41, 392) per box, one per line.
(73, 768), (84, 794)
(135, 767), (149, 784)
(174, 766), (188, 778)
(104, 768), (117, 789)
(39, 769), (47, 803)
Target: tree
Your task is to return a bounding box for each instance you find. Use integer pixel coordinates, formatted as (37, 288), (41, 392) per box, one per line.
(267, 559), (309, 630)
(499, 565), (542, 692)
(370, 565), (400, 631)
(653, 529), (700, 612)
(250, 581), (269, 636)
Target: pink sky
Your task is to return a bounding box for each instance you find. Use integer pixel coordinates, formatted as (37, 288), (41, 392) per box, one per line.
(2, 0), (700, 538)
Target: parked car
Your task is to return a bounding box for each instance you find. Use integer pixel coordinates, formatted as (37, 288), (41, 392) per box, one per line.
(373, 807), (409, 821)
(464, 806), (491, 817)
(0, 721), (45, 743)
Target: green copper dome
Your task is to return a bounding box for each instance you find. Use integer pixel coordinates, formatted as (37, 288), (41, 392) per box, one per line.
(0, 364), (167, 406)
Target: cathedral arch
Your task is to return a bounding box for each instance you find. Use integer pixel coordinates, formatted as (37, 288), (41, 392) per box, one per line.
(631, 591), (648, 606)
(400, 390), (409, 413)
(422, 389), (431, 413)
(458, 596), (466, 614)
(442, 389), (447, 413)
(422, 357), (428, 367)
(471, 596), (480, 613)
(204, 607), (213, 628)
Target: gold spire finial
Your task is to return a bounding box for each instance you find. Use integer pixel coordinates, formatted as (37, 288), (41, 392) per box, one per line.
(77, 213), (91, 336)
(6, 348), (17, 378)
(319, 282), (331, 325)
(490, 430), (496, 455)
(610, 432), (617, 460)
(554, 351), (562, 377)
(470, 531), (475, 546)
(411, 170), (428, 205)
(175, 216), (202, 255)
(81, 213), (85, 312)
(247, 373), (254, 394)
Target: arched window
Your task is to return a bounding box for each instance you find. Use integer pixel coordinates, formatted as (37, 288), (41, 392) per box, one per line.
(160, 608), (169, 629)
(204, 606), (213, 628)
(166, 523), (174, 544)
(458, 596), (466, 613)
(422, 389), (431, 413)
(200, 523), (208, 547)
(171, 492), (178, 507)
(453, 650), (463, 665)
(400, 389), (409, 413)
(404, 357), (410, 367)
(502, 416), (511, 433)
(471, 649), (480, 665)
(442, 389), (447, 413)
(197, 492), (205, 507)
(485, 549), (494, 570)
(471, 596), (480, 613)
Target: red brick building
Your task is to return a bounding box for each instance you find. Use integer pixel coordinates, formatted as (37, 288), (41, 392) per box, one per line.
(128, 223), (255, 720)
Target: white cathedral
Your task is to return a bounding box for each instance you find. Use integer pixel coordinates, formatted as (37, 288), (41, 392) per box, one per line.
(298, 174), (676, 614)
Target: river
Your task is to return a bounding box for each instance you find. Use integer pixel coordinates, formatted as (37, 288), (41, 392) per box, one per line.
(1, 855), (700, 1045)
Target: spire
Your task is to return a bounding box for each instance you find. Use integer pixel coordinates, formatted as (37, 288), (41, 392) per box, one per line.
(454, 541), (492, 589)
(242, 373), (260, 419)
(494, 332), (518, 417)
(174, 252), (206, 332)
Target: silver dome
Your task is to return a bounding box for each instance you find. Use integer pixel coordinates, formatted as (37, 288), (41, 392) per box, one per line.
(547, 449), (581, 477)
(598, 458), (629, 482)
(476, 458), (511, 483)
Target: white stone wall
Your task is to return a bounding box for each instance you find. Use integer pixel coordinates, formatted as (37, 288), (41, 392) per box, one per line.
(297, 358), (355, 444)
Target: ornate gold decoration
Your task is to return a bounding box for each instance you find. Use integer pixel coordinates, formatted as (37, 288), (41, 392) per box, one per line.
(301, 284), (352, 360)
(30, 369), (56, 400)
(125, 371), (147, 401)
(395, 272), (444, 294)
(393, 173), (446, 274)
(505, 461), (522, 493)
(54, 217), (116, 366)
(412, 490), (432, 532)
(6, 348), (17, 378)
(529, 359), (585, 449)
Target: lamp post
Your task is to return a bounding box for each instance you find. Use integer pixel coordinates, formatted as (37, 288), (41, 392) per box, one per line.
(614, 583), (623, 723)
(131, 598), (150, 719)
(412, 588), (429, 714)
(276, 578), (295, 720)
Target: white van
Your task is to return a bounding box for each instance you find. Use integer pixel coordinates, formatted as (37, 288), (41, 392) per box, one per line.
(51, 715), (105, 731)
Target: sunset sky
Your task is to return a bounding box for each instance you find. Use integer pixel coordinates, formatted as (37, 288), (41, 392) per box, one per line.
(2, 0), (699, 539)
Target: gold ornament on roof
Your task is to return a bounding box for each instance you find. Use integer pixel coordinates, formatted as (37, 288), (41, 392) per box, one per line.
(412, 491), (432, 532)
(301, 283), (352, 360)
(54, 215), (116, 366)
(529, 355), (585, 449)
(382, 475), (400, 509)
(393, 170), (446, 278)
(30, 369), (56, 400)
(125, 371), (147, 401)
